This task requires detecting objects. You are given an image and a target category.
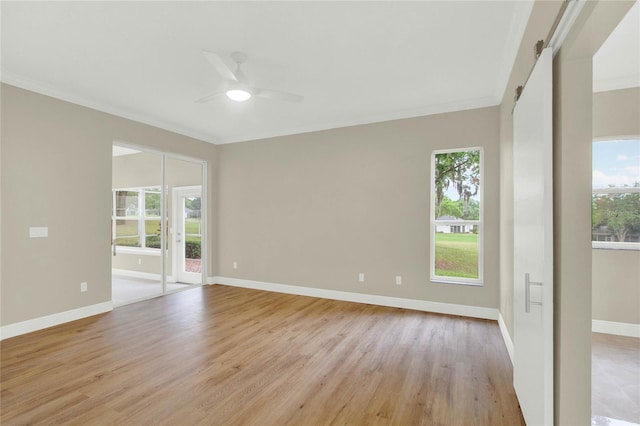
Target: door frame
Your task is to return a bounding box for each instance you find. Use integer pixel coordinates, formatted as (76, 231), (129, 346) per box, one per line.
(111, 141), (208, 305)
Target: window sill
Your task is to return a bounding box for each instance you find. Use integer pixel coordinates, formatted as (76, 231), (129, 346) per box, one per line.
(592, 242), (640, 251)
(115, 247), (161, 256)
(430, 277), (484, 286)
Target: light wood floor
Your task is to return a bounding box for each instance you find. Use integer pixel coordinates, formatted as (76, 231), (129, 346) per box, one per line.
(1, 285), (524, 425)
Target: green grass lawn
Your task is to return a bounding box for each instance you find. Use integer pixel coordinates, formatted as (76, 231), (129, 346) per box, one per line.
(115, 219), (202, 246)
(185, 219), (201, 243)
(435, 233), (478, 279)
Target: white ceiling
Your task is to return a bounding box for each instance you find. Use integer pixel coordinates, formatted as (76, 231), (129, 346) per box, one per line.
(1, 1), (536, 144)
(593, 0), (640, 93)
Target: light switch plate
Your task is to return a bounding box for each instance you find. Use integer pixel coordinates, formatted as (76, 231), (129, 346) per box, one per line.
(29, 227), (48, 238)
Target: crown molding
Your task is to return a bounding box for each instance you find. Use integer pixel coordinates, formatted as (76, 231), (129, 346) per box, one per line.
(1, 71), (219, 145)
(3, 71), (500, 146)
(216, 95), (499, 144)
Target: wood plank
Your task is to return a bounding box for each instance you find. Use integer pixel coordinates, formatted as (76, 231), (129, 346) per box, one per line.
(1, 285), (524, 425)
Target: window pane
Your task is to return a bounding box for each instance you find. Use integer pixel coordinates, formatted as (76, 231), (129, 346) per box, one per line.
(593, 140), (640, 189)
(115, 219), (140, 247)
(592, 193), (640, 242)
(115, 191), (139, 218)
(145, 219), (162, 248)
(434, 150), (480, 221)
(592, 139), (640, 246)
(434, 227), (479, 279)
(145, 191), (161, 218)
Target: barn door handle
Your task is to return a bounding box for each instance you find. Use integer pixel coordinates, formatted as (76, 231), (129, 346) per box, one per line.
(525, 273), (543, 313)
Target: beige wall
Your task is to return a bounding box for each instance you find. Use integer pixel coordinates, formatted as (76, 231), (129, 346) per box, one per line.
(593, 87), (640, 138)
(592, 87), (640, 325)
(592, 249), (640, 324)
(218, 107), (500, 308)
(112, 152), (204, 277)
(0, 84), (218, 326)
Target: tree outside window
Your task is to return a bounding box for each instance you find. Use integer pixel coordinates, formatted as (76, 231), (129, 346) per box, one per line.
(592, 139), (640, 249)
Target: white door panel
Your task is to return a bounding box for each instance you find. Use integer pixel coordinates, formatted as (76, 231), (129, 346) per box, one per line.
(513, 47), (554, 426)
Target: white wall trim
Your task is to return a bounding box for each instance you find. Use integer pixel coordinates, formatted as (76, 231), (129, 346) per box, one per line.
(0, 302), (113, 341)
(498, 312), (514, 365)
(207, 276), (217, 285)
(592, 319), (640, 338)
(212, 276), (498, 320)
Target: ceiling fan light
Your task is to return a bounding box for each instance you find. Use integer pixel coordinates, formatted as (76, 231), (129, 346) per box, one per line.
(226, 89), (251, 102)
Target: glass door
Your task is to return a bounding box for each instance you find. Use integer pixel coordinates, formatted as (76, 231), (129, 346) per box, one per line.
(111, 145), (163, 305)
(174, 188), (202, 284)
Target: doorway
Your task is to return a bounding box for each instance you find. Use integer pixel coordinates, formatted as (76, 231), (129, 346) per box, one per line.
(591, 1), (640, 424)
(111, 143), (207, 306)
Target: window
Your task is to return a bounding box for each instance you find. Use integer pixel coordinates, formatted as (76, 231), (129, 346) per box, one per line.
(592, 139), (640, 250)
(113, 187), (162, 251)
(431, 148), (483, 285)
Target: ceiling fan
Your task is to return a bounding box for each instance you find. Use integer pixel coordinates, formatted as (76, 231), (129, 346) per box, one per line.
(197, 51), (304, 104)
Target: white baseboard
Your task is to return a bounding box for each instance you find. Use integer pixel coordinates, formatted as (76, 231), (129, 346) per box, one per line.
(0, 301), (113, 340)
(592, 319), (640, 338)
(211, 276), (498, 320)
(207, 276), (217, 285)
(498, 312), (514, 365)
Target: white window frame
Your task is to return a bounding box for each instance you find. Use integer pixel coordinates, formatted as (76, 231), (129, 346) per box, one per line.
(112, 186), (162, 255)
(592, 186), (640, 251)
(430, 147), (484, 286)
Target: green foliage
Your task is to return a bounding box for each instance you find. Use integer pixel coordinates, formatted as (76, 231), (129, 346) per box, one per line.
(145, 191), (161, 215)
(437, 196), (479, 220)
(592, 186), (640, 242)
(434, 151), (480, 219)
(439, 196), (462, 218)
(185, 197), (201, 211)
(434, 233), (478, 279)
(146, 235), (161, 249)
(185, 241), (201, 259)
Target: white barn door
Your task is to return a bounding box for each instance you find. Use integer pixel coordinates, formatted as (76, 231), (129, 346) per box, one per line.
(512, 47), (554, 426)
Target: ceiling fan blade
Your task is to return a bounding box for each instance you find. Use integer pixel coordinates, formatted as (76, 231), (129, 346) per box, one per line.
(254, 88), (304, 103)
(202, 51), (238, 82)
(195, 92), (225, 103)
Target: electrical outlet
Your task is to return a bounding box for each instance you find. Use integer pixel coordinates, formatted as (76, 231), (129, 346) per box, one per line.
(80, 282), (88, 292)
(395, 275), (402, 285)
(138, 258), (142, 265)
(233, 261), (238, 269)
(358, 273), (365, 282)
